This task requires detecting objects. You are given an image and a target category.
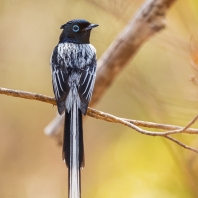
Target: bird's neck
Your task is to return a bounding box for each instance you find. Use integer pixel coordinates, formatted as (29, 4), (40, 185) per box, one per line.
(59, 37), (90, 44)
(59, 30), (91, 44)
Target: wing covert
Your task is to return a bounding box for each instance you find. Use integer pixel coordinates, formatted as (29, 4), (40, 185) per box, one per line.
(50, 46), (70, 114)
(78, 56), (96, 115)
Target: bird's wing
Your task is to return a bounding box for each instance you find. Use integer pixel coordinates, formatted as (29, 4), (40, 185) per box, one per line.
(78, 56), (97, 115)
(50, 46), (70, 115)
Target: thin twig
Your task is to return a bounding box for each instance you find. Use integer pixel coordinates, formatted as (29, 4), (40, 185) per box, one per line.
(1, 87), (198, 135)
(1, 87), (198, 154)
(165, 136), (198, 154)
(125, 119), (198, 134)
(0, 87), (56, 105)
(181, 114), (198, 132)
(87, 107), (198, 135)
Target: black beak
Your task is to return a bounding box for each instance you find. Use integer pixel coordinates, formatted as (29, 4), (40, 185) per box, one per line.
(83, 23), (99, 31)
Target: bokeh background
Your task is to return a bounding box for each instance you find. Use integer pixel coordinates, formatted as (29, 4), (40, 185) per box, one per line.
(0, 0), (198, 197)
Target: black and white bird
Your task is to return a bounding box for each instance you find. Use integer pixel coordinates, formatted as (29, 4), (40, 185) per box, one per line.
(50, 19), (98, 198)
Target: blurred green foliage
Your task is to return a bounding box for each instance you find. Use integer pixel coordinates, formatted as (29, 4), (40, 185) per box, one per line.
(0, 0), (198, 197)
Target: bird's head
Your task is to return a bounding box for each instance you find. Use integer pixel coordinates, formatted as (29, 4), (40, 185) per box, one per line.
(59, 19), (98, 44)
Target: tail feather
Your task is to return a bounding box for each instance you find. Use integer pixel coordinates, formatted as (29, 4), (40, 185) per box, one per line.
(62, 110), (71, 167)
(78, 109), (84, 168)
(63, 100), (84, 198)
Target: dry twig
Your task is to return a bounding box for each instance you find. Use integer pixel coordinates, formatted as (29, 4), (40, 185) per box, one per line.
(1, 87), (198, 154)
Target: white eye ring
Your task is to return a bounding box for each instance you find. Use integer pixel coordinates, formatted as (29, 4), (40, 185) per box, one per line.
(72, 25), (79, 32)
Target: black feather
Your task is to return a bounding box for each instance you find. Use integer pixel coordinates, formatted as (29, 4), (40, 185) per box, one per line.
(78, 109), (84, 168)
(63, 111), (71, 168)
(63, 109), (84, 168)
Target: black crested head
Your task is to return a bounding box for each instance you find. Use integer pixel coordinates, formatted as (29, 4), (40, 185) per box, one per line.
(59, 19), (98, 44)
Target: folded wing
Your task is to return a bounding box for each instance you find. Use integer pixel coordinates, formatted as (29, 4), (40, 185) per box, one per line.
(78, 57), (97, 115)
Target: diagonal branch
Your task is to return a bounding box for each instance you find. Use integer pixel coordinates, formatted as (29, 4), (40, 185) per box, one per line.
(1, 87), (198, 154)
(165, 136), (198, 154)
(91, 0), (176, 106)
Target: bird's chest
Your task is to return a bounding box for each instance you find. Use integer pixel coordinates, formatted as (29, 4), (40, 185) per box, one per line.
(58, 43), (94, 70)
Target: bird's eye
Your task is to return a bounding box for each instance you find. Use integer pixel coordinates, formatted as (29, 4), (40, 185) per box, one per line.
(72, 25), (79, 32)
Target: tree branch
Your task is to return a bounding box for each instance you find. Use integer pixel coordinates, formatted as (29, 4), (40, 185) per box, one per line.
(1, 87), (198, 154)
(91, 0), (176, 106)
(0, 87), (56, 105)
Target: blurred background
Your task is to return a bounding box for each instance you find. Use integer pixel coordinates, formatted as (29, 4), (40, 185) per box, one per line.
(0, 0), (198, 197)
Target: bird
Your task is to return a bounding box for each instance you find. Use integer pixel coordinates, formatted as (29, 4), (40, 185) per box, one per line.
(50, 19), (98, 198)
